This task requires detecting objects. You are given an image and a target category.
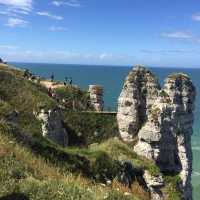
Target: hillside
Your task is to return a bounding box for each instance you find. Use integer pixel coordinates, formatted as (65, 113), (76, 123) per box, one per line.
(0, 64), (181, 200)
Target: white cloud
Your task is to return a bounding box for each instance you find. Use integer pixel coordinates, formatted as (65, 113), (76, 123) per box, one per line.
(52, 1), (62, 6)
(49, 26), (68, 31)
(140, 49), (195, 54)
(1, 49), (133, 65)
(162, 31), (192, 39)
(5, 17), (28, 27)
(52, 0), (81, 7)
(0, 11), (11, 15)
(0, 0), (33, 20)
(36, 11), (63, 20)
(0, 45), (19, 50)
(192, 13), (200, 21)
(99, 53), (113, 60)
(0, 0), (33, 11)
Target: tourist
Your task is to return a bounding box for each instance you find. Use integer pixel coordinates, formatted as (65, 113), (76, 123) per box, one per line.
(50, 73), (54, 82)
(24, 69), (30, 78)
(64, 77), (68, 86)
(48, 87), (52, 97)
(69, 77), (73, 86)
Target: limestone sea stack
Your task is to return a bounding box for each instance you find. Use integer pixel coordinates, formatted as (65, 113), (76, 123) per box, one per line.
(117, 65), (160, 142)
(117, 65), (196, 200)
(89, 85), (104, 111)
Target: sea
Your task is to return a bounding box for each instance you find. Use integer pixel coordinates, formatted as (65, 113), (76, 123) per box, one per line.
(10, 62), (200, 200)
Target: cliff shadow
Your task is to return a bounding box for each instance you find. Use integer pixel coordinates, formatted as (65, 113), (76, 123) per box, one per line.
(0, 193), (29, 200)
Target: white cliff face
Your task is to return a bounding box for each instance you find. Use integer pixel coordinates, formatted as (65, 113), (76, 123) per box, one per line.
(36, 108), (68, 147)
(117, 67), (196, 200)
(117, 65), (160, 142)
(163, 74), (195, 200)
(89, 85), (104, 112)
(134, 97), (178, 172)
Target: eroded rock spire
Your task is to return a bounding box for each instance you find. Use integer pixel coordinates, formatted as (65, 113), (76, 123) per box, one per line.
(117, 65), (160, 142)
(117, 66), (196, 200)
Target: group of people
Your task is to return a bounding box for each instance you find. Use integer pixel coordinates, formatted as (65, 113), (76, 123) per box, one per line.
(47, 87), (58, 99)
(24, 70), (73, 87)
(23, 69), (74, 103)
(50, 73), (73, 86)
(23, 69), (32, 78)
(0, 57), (7, 64)
(23, 69), (39, 82)
(64, 77), (73, 86)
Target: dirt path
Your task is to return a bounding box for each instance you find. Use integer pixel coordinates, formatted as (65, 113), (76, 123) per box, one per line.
(40, 80), (64, 89)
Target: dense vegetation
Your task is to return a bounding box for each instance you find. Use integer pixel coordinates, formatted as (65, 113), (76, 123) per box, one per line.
(0, 64), (181, 200)
(0, 128), (137, 200)
(55, 86), (92, 111)
(64, 112), (119, 145)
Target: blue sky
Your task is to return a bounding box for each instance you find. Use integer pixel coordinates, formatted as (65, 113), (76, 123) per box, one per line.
(0, 0), (200, 67)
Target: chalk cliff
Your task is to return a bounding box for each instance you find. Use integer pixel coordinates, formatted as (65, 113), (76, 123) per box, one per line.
(89, 85), (104, 111)
(117, 65), (160, 141)
(117, 66), (196, 200)
(36, 108), (68, 147)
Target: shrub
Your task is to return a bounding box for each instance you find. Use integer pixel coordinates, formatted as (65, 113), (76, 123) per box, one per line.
(64, 111), (119, 145)
(92, 152), (120, 182)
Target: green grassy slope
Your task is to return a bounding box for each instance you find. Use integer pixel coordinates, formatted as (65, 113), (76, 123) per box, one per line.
(0, 64), (143, 200)
(0, 64), (181, 200)
(0, 128), (138, 200)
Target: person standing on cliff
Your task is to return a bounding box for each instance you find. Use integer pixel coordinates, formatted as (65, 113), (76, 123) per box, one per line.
(69, 77), (73, 86)
(51, 73), (54, 82)
(64, 77), (68, 86)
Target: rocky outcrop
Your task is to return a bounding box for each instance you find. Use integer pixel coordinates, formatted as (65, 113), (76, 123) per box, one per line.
(143, 171), (164, 200)
(134, 73), (195, 200)
(89, 85), (104, 111)
(163, 74), (195, 199)
(117, 66), (196, 200)
(0, 58), (3, 63)
(36, 108), (68, 147)
(117, 65), (160, 142)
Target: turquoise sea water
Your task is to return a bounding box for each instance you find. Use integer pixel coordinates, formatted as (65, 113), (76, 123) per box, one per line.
(11, 62), (200, 199)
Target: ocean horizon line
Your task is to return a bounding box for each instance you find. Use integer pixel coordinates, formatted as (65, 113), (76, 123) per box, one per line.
(9, 61), (200, 69)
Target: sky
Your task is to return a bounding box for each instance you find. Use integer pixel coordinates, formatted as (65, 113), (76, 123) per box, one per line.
(0, 0), (200, 67)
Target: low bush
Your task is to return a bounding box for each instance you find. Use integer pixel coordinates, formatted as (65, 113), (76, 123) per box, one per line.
(64, 111), (119, 145)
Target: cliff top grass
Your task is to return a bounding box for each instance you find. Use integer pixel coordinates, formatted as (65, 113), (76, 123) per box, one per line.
(127, 65), (160, 85)
(167, 72), (189, 79)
